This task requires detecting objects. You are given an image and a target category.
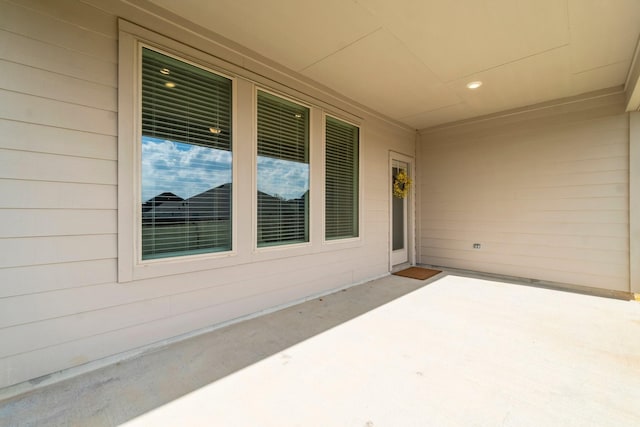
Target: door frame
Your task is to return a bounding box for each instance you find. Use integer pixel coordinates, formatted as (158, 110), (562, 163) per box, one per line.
(389, 151), (416, 270)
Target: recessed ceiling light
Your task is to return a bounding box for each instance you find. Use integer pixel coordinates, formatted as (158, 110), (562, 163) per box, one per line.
(209, 127), (221, 134)
(164, 82), (176, 88)
(466, 81), (483, 90)
(294, 114), (302, 118)
(160, 68), (170, 75)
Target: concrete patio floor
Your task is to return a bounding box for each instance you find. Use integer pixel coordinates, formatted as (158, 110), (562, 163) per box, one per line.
(2, 272), (640, 426)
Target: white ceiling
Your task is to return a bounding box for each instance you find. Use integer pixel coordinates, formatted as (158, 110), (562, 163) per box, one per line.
(148, 0), (640, 130)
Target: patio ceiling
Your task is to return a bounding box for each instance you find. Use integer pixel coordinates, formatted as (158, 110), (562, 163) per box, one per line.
(147, 0), (640, 130)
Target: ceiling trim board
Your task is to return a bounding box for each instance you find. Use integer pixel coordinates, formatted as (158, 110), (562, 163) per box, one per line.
(625, 34), (640, 112)
(419, 86), (625, 134)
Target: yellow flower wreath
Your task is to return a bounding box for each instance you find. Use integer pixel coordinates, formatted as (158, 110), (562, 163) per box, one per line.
(393, 169), (412, 199)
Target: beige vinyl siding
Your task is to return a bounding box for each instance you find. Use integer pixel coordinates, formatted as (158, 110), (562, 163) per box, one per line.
(0, 0), (414, 389)
(0, 180), (116, 210)
(0, 260), (118, 297)
(0, 0), (119, 296)
(418, 93), (629, 291)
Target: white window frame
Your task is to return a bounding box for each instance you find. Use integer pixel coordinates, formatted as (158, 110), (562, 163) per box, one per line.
(118, 22), (238, 282)
(253, 87), (314, 252)
(322, 113), (363, 245)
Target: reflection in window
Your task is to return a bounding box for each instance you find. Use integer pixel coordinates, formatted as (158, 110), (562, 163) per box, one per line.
(141, 137), (232, 258)
(256, 91), (310, 247)
(141, 48), (232, 259)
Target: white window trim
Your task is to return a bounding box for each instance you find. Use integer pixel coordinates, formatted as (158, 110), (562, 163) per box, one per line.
(118, 20), (367, 281)
(118, 23), (238, 282)
(253, 87), (315, 253)
(322, 112), (363, 245)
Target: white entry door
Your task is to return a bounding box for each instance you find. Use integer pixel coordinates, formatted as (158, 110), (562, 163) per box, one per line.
(390, 154), (413, 267)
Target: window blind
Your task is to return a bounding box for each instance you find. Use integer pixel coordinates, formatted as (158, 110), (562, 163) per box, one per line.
(141, 47), (233, 260)
(256, 91), (310, 247)
(325, 116), (359, 240)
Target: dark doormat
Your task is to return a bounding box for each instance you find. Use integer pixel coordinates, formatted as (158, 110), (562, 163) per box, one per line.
(393, 267), (441, 280)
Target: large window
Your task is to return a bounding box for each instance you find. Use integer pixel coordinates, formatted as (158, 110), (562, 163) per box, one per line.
(256, 91), (310, 247)
(141, 48), (233, 260)
(325, 116), (359, 240)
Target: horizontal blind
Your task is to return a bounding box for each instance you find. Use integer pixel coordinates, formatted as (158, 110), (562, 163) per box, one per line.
(141, 48), (232, 151)
(141, 48), (233, 260)
(257, 91), (309, 247)
(325, 116), (359, 240)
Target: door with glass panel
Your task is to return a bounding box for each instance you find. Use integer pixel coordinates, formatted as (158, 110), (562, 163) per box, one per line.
(391, 156), (411, 266)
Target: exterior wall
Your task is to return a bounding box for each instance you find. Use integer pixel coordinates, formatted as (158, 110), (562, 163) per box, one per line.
(631, 112), (640, 295)
(418, 92), (630, 292)
(0, 0), (415, 389)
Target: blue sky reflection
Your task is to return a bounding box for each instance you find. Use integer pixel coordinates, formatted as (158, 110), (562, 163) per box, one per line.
(141, 136), (231, 201)
(257, 156), (309, 200)
(142, 137), (309, 202)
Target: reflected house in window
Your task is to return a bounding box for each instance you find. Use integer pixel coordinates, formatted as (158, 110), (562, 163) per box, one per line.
(257, 189), (308, 245)
(141, 183), (232, 258)
(140, 47), (233, 259)
(141, 192), (184, 217)
(142, 184), (231, 223)
(256, 90), (310, 247)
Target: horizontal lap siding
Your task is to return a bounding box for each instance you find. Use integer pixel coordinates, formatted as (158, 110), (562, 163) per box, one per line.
(0, 0), (117, 298)
(418, 94), (629, 291)
(0, 0), (119, 306)
(0, 180), (116, 209)
(0, 0), (413, 389)
(0, 260), (118, 297)
(0, 252), (361, 386)
(0, 0), (145, 388)
(0, 121), (117, 160)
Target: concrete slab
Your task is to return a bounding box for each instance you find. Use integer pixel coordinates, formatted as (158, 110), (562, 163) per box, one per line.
(122, 275), (640, 427)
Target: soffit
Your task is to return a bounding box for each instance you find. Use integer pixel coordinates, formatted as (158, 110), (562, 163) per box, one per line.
(148, 0), (640, 130)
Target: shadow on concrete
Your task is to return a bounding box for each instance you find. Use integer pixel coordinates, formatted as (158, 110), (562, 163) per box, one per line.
(0, 274), (439, 426)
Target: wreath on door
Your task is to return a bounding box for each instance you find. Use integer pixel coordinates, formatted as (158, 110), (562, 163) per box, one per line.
(393, 169), (412, 199)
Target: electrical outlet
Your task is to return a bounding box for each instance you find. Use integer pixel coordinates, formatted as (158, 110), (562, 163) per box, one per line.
(473, 243), (481, 249)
